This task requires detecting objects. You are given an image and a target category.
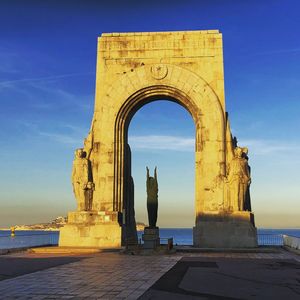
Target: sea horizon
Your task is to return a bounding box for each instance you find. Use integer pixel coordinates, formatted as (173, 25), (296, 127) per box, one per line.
(1, 226), (300, 232)
(1, 228), (300, 250)
(1, 226), (300, 231)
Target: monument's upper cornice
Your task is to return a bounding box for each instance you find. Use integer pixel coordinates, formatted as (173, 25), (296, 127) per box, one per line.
(101, 30), (220, 37)
(97, 29), (223, 58)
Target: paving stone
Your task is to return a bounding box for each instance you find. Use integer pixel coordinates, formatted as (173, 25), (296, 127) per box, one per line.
(0, 249), (299, 299)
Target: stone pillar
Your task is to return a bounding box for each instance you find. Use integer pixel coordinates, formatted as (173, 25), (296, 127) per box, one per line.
(193, 128), (257, 248)
(122, 144), (138, 247)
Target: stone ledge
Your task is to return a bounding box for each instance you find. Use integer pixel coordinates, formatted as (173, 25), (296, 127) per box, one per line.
(28, 246), (121, 254)
(196, 211), (255, 225)
(67, 211), (119, 224)
(101, 30), (220, 37)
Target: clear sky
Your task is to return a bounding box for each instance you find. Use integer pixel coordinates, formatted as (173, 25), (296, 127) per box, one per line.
(0, 0), (299, 228)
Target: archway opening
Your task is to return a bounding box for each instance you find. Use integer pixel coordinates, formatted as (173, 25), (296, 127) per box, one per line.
(124, 99), (195, 245)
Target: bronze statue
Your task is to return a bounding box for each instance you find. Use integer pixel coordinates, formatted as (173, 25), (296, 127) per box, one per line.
(146, 167), (158, 228)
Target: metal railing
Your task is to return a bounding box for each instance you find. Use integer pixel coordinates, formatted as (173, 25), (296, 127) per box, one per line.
(1, 231), (296, 250)
(0, 232), (59, 250)
(160, 237), (174, 250)
(140, 233), (294, 246)
(257, 234), (284, 246)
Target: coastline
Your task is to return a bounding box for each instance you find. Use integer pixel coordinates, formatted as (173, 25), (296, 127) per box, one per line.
(1, 226), (299, 231)
(0, 228), (60, 231)
(0, 223), (146, 232)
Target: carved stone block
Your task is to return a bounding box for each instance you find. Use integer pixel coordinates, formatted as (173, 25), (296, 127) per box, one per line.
(142, 227), (160, 249)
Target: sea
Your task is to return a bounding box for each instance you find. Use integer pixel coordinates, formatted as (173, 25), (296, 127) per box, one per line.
(0, 230), (59, 250)
(1, 228), (300, 250)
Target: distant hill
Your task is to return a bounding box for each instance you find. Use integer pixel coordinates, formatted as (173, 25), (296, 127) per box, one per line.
(2, 217), (147, 231)
(7, 216), (67, 231)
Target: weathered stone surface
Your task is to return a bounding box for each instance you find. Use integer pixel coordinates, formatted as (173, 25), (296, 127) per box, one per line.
(142, 227), (160, 249)
(59, 211), (121, 248)
(193, 211), (257, 248)
(59, 30), (257, 248)
(71, 149), (93, 211)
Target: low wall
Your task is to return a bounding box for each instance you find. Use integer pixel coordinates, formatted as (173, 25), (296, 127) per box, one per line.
(283, 235), (300, 250)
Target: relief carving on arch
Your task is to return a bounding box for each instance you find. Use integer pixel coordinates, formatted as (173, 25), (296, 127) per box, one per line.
(71, 148), (94, 211)
(222, 114), (252, 213)
(71, 119), (98, 212)
(224, 144), (252, 212)
(150, 64), (168, 80)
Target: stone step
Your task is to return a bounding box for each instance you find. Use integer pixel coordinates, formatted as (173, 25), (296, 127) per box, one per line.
(28, 246), (121, 254)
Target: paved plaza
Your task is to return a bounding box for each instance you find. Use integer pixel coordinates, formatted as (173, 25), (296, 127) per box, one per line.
(0, 248), (299, 299)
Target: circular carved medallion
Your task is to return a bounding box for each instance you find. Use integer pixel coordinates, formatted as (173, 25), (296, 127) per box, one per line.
(151, 64), (168, 80)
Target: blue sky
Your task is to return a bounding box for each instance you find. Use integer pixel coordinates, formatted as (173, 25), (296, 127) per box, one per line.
(0, 0), (299, 228)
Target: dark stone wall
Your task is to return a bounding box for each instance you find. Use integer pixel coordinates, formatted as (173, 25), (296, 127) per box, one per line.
(122, 143), (138, 246)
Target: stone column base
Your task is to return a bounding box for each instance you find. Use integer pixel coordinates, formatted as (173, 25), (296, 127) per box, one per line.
(59, 211), (121, 248)
(142, 227), (160, 249)
(193, 211), (258, 248)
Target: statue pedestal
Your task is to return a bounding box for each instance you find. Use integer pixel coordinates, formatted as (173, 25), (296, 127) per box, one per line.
(142, 227), (160, 249)
(193, 211), (257, 248)
(59, 211), (121, 248)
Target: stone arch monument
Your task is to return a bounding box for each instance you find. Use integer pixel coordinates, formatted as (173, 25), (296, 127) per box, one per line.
(59, 30), (257, 248)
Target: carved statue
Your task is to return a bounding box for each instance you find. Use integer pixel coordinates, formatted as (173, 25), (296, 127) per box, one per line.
(71, 148), (94, 211)
(227, 147), (251, 211)
(242, 148), (252, 211)
(85, 182), (95, 211)
(146, 167), (158, 228)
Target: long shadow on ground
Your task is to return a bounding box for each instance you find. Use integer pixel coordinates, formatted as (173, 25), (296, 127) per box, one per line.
(139, 257), (300, 300)
(0, 256), (86, 281)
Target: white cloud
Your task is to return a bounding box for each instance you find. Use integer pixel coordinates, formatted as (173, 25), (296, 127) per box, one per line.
(129, 135), (194, 152)
(37, 131), (81, 145)
(240, 47), (300, 59)
(129, 135), (300, 156)
(239, 139), (300, 156)
(0, 78), (93, 112)
(0, 72), (94, 87)
(17, 121), (87, 146)
(254, 48), (300, 56)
